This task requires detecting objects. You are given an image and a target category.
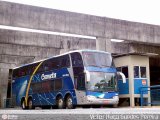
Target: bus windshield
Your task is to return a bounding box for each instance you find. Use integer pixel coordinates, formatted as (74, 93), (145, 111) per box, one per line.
(82, 52), (112, 67)
(87, 72), (116, 92)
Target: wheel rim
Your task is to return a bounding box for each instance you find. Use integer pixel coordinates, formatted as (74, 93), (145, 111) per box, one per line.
(28, 100), (32, 109)
(22, 101), (25, 109)
(67, 97), (73, 109)
(58, 98), (63, 108)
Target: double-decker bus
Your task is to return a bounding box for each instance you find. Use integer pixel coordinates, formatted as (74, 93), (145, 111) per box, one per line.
(11, 50), (126, 109)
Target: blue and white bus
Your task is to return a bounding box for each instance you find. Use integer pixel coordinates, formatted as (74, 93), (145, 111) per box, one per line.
(11, 50), (126, 109)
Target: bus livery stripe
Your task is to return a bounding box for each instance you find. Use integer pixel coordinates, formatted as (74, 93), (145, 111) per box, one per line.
(25, 61), (43, 106)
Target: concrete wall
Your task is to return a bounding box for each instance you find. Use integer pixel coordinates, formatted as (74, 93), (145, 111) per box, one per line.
(1, 1), (160, 44)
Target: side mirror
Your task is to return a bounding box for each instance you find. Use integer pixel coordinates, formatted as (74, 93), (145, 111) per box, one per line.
(117, 72), (126, 83)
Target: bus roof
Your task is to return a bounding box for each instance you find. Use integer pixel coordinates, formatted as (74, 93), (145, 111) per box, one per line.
(13, 49), (110, 69)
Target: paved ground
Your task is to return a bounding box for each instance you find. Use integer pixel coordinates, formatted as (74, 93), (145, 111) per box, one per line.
(0, 107), (160, 120)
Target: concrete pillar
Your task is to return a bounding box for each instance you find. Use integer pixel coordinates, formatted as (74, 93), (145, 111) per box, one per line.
(128, 62), (135, 107)
(0, 63), (15, 108)
(0, 68), (9, 108)
(96, 37), (112, 52)
(147, 65), (151, 106)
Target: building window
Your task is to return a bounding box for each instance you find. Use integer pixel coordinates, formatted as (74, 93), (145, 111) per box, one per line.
(122, 66), (129, 78)
(140, 67), (146, 78)
(134, 66), (147, 78)
(134, 66), (139, 78)
(116, 66), (129, 79)
(116, 67), (121, 72)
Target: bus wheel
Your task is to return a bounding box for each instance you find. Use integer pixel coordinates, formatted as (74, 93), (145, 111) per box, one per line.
(66, 96), (74, 109)
(21, 100), (27, 110)
(57, 97), (64, 109)
(28, 98), (34, 109)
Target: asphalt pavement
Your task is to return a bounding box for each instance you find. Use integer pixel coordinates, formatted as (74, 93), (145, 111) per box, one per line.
(0, 107), (160, 120)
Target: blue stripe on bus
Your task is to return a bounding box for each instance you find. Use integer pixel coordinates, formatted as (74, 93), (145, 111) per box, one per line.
(86, 66), (117, 73)
(86, 91), (118, 99)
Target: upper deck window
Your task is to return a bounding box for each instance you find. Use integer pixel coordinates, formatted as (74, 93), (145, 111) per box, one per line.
(71, 52), (83, 67)
(82, 52), (112, 67)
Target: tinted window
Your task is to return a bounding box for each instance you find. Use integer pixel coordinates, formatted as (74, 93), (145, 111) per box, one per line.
(50, 80), (55, 91)
(59, 55), (70, 68)
(55, 79), (63, 90)
(13, 69), (19, 78)
(37, 63), (44, 73)
(13, 66), (30, 78)
(140, 67), (146, 78)
(76, 74), (85, 90)
(116, 67), (121, 72)
(41, 81), (51, 92)
(31, 80), (55, 93)
(27, 65), (34, 75)
(122, 66), (129, 78)
(43, 61), (50, 72)
(116, 66), (128, 79)
(50, 58), (59, 70)
(71, 52), (83, 67)
(31, 82), (42, 93)
(30, 63), (39, 74)
(134, 66), (139, 78)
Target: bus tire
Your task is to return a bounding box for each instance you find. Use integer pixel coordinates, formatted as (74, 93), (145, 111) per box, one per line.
(21, 99), (27, 110)
(28, 98), (34, 109)
(66, 95), (75, 109)
(56, 96), (65, 109)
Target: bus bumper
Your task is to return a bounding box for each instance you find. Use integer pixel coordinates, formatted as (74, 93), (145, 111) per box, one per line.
(86, 95), (119, 105)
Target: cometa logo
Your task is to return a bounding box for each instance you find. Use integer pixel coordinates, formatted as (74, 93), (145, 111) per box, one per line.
(41, 73), (57, 80)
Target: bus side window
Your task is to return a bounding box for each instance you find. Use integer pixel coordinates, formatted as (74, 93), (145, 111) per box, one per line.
(43, 61), (50, 72)
(71, 52), (85, 90)
(59, 55), (70, 68)
(31, 82), (42, 93)
(76, 73), (85, 90)
(13, 69), (19, 78)
(55, 78), (63, 91)
(50, 80), (55, 91)
(41, 81), (51, 92)
(30, 63), (38, 74)
(71, 52), (83, 67)
(49, 58), (59, 70)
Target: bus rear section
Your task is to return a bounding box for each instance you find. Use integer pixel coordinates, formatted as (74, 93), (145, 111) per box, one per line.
(11, 54), (77, 109)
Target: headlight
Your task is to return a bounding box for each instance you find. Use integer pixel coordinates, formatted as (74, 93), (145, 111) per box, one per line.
(113, 96), (119, 100)
(115, 93), (118, 96)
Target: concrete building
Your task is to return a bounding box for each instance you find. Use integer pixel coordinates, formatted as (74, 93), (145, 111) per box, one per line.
(1, 1), (160, 108)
